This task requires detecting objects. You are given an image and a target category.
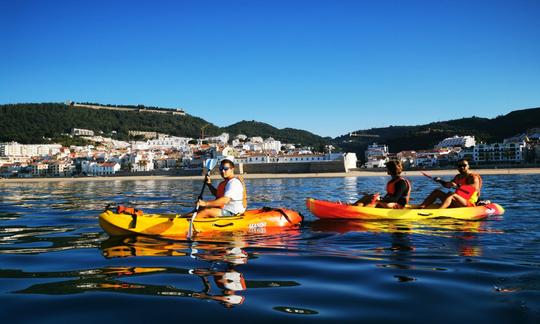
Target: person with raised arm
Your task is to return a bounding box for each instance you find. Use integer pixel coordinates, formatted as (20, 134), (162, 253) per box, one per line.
(196, 159), (247, 218)
(418, 159), (482, 209)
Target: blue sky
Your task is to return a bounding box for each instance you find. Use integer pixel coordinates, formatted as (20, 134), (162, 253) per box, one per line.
(1, 0), (539, 138)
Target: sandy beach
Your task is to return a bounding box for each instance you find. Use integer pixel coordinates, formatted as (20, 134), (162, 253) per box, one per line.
(1, 168), (539, 183)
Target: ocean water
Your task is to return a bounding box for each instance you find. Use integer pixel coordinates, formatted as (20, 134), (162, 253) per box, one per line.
(0, 174), (539, 323)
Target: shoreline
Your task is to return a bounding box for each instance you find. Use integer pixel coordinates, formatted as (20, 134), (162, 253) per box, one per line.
(1, 168), (539, 183)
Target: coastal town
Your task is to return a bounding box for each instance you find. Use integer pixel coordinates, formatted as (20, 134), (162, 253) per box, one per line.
(363, 130), (540, 169)
(0, 128), (357, 178)
(1, 126), (539, 179)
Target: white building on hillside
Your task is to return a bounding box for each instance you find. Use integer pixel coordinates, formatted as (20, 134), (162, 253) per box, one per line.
(436, 135), (475, 148)
(206, 133), (229, 144)
(71, 128), (94, 136)
(262, 137), (281, 153)
(147, 136), (191, 150)
(249, 137), (264, 144)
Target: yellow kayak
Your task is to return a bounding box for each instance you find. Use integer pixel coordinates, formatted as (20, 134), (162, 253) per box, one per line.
(306, 198), (504, 221)
(99, 206), (303, 239)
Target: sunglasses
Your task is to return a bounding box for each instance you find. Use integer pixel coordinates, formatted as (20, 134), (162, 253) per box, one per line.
(219, 166), (231, 171)
(457, 164), (468, 168)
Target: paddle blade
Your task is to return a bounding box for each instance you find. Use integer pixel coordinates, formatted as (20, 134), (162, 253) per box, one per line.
(205, 158), (218, 172)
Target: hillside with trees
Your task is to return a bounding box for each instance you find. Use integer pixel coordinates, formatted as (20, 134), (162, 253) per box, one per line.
(335, 107), (540, 159)
(1, 103), (538, 155)
(0, 103), (331, 148)
(0, 103), (219, 144)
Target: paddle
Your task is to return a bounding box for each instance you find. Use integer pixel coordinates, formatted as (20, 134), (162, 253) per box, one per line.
(187, 158), (218, 239)
(422, 171), (483, 203)
(421, 171), (445, 186)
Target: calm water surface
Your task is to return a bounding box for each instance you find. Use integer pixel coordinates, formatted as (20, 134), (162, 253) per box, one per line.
(0, 175), (539, 323)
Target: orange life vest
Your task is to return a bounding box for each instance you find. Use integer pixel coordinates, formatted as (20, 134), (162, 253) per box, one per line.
(386, 177), (411, 206)
(454, 173), (482, 206)
(216, 177), (247, 209)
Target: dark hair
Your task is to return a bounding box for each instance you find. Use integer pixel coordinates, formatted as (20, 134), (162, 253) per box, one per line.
(456, 159), (469, 166)
(220, 159), (235, 168)
(385, 160), (403, 175)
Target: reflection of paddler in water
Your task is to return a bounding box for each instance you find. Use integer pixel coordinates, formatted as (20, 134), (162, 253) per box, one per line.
(191, 267), (247, 307)
(190, 245), (248, 266)
(189, 241), (248, 307)
(100, 235), (254, 307)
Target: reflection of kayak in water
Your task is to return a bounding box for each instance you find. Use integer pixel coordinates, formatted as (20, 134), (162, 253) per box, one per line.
(101, 236), (248, 264)
(310, 218), (491, 235)
(99, 206), (303, 239)
(306, 198), (504, 221)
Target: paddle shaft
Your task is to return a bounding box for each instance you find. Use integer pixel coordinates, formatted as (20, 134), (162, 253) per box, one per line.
(188, 158), (218, 239)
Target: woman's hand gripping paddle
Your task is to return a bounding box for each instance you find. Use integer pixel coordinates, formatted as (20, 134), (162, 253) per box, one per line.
(188, 158), (218, 240)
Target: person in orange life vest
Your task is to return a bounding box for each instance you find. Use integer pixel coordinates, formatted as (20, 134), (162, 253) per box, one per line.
(197, 159), (247, 218)
(353, 160), (411, 208)
(418, 159), (482, 209)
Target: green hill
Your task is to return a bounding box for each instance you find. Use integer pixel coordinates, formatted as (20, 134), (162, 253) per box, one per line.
(0, 103), (330, 148)
(335, 107), (540, 159)
(2, 103), (538, 156)
(0, 103), (219, 144)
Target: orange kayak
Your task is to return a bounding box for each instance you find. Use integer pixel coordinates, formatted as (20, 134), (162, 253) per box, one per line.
(99, 207), (303, 239)
(306, 198), (504, 220)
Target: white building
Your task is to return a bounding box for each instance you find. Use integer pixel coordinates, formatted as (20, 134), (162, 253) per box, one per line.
(234, 152), (357, 170)
(397, 151), (417, 167)
(48, 162), (75, 176)
(247, 143), (263, 152)
(147, 136), (191, 150)
(128, 152), (155, 172)
(364, 158), (388, 168)
(130, 141), (150, 151)
(206, 133), (230, 144)
(128, 131), (158, 139)
(365, 143), (388, 160)
(343, 153), (358, 171)
(71, 128), (94, 136)
(363, 143), (389, 168)
(262, 137), (281, 153)
(415, 151), (440, 167)
(473, 141), (526, 163)
(249, 137), (264, 144)
(0, 142), (62, 157)
(435, 135), (476, 148)
(82, 161), (121, 176)
(154, 158), (178, 169)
